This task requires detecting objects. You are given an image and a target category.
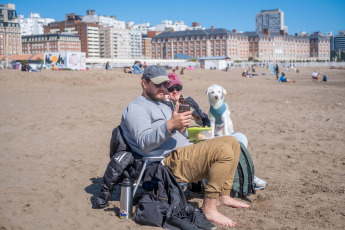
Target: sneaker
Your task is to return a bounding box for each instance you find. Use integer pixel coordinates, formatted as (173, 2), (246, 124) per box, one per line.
(186, 205), (216, 230)
(166, 207), (199, 230)
(254, 176), (268, 190)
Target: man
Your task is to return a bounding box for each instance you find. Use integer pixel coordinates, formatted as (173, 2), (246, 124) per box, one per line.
(105, 62), (111, 70)
(274, 64), (279, 80)
(120, 65), (249, 227)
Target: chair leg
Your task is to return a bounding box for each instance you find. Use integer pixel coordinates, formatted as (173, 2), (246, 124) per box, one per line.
(132, 159), (148, 198)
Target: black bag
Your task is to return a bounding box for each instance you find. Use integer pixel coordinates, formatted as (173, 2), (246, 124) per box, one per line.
(133, 190), (169, 227)
(133, 163), (187, 227)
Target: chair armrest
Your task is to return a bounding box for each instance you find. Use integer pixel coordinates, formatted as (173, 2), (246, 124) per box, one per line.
(142, 156), (165, 161)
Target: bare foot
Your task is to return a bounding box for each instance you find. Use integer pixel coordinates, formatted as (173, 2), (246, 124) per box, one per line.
(217, 196), (250, 208)
(203, 208), (237, 227)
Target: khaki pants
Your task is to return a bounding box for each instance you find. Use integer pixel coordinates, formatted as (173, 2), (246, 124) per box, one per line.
(165, 136), (240, 199)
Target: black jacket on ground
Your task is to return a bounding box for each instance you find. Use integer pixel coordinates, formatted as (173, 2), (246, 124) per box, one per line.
(95, 126), (143, 208)
(133, 162), (187, 228)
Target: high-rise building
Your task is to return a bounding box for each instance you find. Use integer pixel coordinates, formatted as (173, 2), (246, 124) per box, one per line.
(99, 27), (131, 59)
(142, 35), (152, 58)
(44, 14), (99, 58)
(255, 9), (286, 34)
(330, 30), (345, 53)
(18, 13), (55, 36)
(0, 3), (21, 57)
(130, 29), (142, 58)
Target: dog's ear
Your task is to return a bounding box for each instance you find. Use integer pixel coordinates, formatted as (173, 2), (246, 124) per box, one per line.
(205, 87), (211, 95)
(222, 87), (227, 95)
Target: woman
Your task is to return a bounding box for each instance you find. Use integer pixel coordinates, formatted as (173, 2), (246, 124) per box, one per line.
(164, 73), (267, 189)
(163, 73), (210, 127)
(279, 72), (295, 83)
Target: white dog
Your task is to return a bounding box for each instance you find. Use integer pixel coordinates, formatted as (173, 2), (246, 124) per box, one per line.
(206, 84), (234, 138)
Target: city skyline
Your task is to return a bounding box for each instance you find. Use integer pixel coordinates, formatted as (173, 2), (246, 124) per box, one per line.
(10, 0), (345, 35)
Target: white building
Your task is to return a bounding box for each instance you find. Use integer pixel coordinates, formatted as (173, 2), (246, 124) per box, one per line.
(128, 20), (205, 34)
(82, 10), (125, 29)
(130, 29), (142, 58)
(100, 27), (131, 59)
(18, 13), (55, 35)
(87, 25), (100, 58)
(151, 20), (205, 32)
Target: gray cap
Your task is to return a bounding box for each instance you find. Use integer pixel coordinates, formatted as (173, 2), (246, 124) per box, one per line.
(141, 65), (170, 84)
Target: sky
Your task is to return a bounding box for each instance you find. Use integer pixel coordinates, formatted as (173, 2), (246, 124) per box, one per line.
(9, 0), (345, 35)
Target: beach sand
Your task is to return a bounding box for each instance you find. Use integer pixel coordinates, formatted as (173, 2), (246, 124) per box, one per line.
(0, 66), (344, 229)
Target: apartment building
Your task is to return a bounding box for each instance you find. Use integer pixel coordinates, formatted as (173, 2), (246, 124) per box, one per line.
(330, 30), (345, 53)
(44, 14), (99, 58)
(142, 35), (152, 58)
(130, 29), (142, 58)
(256, 9), (287, 34)
(0, 3), (21, 56)
(152, 28), (330, 61)
(82, 10), (125, 29)
(99, 27), (131, 59)
(18, 13), (55, 36)
(22, 34), (81, 54)
(309, 33), (330, 60)
(152, 28), (249, 60)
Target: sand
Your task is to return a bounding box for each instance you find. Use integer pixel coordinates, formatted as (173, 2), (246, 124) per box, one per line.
(0, 66), (344, 230)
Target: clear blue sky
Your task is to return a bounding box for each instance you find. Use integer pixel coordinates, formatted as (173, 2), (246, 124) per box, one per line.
(9, 0), (345, 35)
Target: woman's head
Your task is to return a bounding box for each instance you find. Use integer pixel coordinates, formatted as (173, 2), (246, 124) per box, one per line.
(167, 73), (183, 103)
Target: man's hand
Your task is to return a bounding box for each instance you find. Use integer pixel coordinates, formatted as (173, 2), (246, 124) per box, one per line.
(166, 103), (192, 133)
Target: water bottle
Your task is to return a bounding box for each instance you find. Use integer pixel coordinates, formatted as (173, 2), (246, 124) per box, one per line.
(119, 178), (133, 219)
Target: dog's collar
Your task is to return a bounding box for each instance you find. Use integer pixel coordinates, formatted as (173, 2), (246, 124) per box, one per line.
(210, 102), (227, 125)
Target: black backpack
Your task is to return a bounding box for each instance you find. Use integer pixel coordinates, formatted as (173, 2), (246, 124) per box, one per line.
(230, 142), (256, 202)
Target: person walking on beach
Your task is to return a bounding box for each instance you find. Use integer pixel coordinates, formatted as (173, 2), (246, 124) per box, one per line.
(274, 64), (279, 80)
(120, 65), (249, 227)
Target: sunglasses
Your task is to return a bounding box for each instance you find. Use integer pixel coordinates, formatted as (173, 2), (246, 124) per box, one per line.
(147, 80), (170, 88)
(168, 85), (183, 92)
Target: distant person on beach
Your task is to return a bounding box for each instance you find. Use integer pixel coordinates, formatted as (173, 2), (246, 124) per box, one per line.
(124, 67), (132, 74)
(21, 63), (40, 72)
(105, 62), (112, 70)
(279, 72), (295, 83)
(312, 71), (321, 82)
(274, 64), (279, 80)
(133, 61), (143, 74)
(21, 63), (27, 71)
(120, 65), (250, 227)
(180, 67), (184, 75)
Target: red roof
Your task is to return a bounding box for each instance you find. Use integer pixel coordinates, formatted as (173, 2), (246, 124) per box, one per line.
(30, 53), (44, 60)
(7, 54), (33, 61)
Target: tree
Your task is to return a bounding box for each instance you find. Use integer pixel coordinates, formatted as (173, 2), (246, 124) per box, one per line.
(330, 50), (338, 61)
(21, 59), (28, 65)
(37, 58), (43, 64)
(248, 57), (254, 62)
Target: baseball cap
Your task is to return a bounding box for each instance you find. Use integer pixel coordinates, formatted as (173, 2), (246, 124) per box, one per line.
(167, 73), (182, 88)
(141, 65), (170, 84)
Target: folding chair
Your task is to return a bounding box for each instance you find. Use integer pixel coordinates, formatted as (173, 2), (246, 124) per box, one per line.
(132, 156), (165, 198)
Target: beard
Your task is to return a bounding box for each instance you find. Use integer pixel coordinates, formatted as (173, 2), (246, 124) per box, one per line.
(145, 88), (165, 102)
